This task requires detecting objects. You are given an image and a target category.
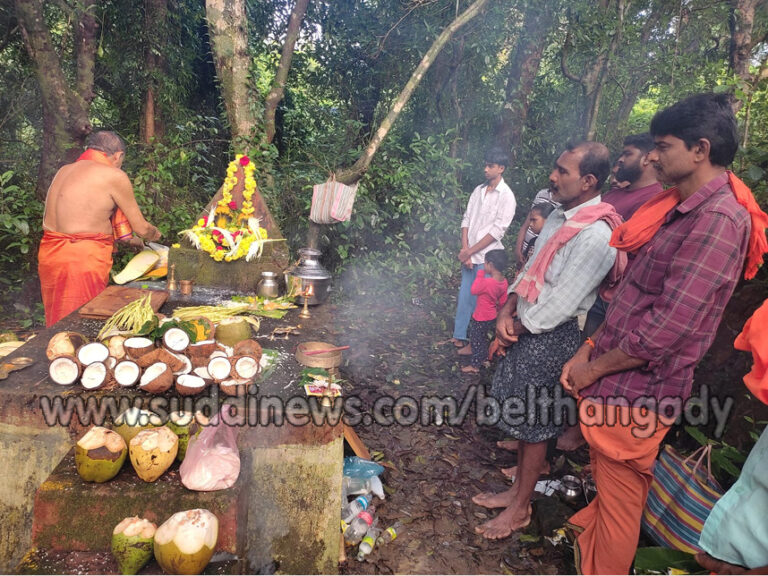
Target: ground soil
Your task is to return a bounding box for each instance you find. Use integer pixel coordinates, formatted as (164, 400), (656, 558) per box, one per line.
(3, 268), (767, 575)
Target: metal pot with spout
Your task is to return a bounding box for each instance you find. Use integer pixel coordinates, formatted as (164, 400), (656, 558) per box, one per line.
(284, 248), (332, 305)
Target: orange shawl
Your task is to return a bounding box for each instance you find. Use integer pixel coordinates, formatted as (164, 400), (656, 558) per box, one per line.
(38, 231), (113, 326)
(734, 298), (768, 405)
(610, 171), (768, 279)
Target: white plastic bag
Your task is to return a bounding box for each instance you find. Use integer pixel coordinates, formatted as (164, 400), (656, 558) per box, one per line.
(180, 410), (240, 491)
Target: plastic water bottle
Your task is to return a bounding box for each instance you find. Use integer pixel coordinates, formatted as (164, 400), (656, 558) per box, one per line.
(376, 521), (404, 546)
(344, 506), (376, 545)
(356, 524), (380, 561)
(342, 476), (385, 499)
(341, 494), (370, 524)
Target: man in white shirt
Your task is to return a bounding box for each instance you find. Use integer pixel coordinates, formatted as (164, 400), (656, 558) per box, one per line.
(450, 147), (516, 349)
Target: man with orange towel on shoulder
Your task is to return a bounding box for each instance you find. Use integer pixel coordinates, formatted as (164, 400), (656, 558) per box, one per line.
(560, 92), (768, 574)
(38, 130), (162, 327)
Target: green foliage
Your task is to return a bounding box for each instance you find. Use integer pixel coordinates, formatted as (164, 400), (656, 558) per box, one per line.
(0, 171), (42, 288)
(684, 426), (748, 484)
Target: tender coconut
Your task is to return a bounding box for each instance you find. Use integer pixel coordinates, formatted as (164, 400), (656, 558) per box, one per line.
(112, 408), (162, 443)
(112, 516), (157, 575)
(129, 426), (179, 482)
(81, 362), (108, 390)
(75, 426), (127, 483)
(77, 342), (110, 366)
(49, 356), (80, 386)
(214, 317), (252, 347)
(154, 509), (218, 575)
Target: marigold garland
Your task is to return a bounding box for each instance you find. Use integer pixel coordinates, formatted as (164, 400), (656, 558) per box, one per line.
(180, 154), (282, 262)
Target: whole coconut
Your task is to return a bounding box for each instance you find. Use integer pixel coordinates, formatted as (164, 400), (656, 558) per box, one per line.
(74, 427), (127, 483)
(111, 516), (156, 575)
(154, 509), (218, 575)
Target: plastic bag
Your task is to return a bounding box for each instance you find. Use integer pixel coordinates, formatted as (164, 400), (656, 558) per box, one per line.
(343, 456), (384, 479)
(180, 410), (240, 491)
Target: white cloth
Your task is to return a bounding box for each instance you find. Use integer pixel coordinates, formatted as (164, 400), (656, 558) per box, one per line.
(511, 196), (616, 334)
(460, 177), (516, 265)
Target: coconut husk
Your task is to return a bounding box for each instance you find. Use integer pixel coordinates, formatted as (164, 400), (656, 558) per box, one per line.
(233, 339), (262, 361)
(46, 331), (88, 361)
(136, 348), (186, 373)
(219, 378), (252, 397)
(139, 362), (173, 394)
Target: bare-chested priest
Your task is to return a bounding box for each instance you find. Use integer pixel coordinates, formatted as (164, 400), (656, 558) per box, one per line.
(39, 130), (162, 327)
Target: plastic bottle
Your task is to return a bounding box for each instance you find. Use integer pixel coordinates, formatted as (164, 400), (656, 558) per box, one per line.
(376, 521), (404, 546)
(341, 494), (370, 524)
(344, 506), (376, 545)
(342, 476), (385, 499)
(356, 524), (380, 562)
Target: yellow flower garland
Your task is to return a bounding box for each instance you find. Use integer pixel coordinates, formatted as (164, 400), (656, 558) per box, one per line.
(179, 154), (282, 262)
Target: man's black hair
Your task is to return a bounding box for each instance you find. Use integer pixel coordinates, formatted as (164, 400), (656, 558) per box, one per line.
(623, 133), (655, 154)
(650, 92), (738, 167)
(565, 141), (611, 189)
(484, 147), (509, 168)
(530, 202), (555, 219)
(484, 249), (508, 273)
(86, 131), (126, 156)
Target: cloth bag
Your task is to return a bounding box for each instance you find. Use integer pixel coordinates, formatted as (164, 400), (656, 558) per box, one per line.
(179, 411), (240, 491)
(641, 444), (723, 553)
(309, 178), (358, 224)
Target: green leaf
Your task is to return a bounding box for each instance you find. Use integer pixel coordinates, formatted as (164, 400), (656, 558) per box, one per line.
(684, 426), (710, 447)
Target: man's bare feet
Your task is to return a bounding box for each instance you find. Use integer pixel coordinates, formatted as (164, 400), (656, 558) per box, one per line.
(471, 488), (517, 509)
(457, 344), (472, 356)
(474, 504), (532, 539)
(501, 460), (551, 480)
(461, 365), (480, 374)
(496, 439), (519, 451)
(450, 338), (466, 348)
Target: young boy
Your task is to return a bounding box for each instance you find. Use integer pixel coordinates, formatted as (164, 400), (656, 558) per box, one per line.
(521, 203), (555, 264)
(460, 249), (509, 373)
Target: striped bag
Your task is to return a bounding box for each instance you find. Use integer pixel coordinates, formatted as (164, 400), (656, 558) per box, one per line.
(641, 444), (723, 553)
(309, 178), (358, 224)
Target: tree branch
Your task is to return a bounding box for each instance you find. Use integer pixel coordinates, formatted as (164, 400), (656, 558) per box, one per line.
(264, 0), (310, 144)
(560, 26), (583, 83)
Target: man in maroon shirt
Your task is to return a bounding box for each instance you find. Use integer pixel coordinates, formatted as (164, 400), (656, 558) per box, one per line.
(559, 93), (753, 574)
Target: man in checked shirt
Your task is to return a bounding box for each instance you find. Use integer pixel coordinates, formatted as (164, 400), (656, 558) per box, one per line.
(560, 92), (768, 574)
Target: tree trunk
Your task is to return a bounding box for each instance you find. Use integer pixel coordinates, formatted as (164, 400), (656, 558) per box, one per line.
(334, 0), (490, 185)
(141, 0), (168, 144)
(264, 0), (310, 145)
(205, 0), (258, 144)
(496, 2), (555, 166)
(15, 0), (98, 200)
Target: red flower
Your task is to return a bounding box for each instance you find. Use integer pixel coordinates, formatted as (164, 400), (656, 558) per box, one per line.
(216, 245), (225, 250)
(228, 201), (237, 210)
(239, 156), (250, 166)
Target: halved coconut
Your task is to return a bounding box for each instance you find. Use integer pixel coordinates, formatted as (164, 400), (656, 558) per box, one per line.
(167, 411), (209, 462)
(214, 317), (252, 347)
(136, 348), (185, 373)
(233, 339), (262, 362)
(219, 378), (251, 397)
(163, 327), (190, 353)
(129, 426), (178, 482)
(105, 356), (118, 371)
(139, 362), (173, 394)
(124, 337), (155, 360)
(105, 335), (127, 361)
(74, 426), (127, 483)
(81, 361), (112, 390)
(46, 331), (88, 361)
(112, 408), (162, 443)
(232, 355), (260, 380)
(171, 353), (192, 376)
(154, 509), (218, 575)
(209, 349), (228, 359)
(175, 374), (207, 397)
(77, 342), (110, 366)
(114, 360), (141, 388)
(49, 356), (80, 386)
(192, 367), (214, 386)
(112, 516), (157, 575)
(207, 356), (231, 382)
(188, 339), (216, 357)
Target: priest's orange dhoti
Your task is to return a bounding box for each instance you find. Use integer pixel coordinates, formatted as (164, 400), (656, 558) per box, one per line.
(567, 399), (671, 575)
(38, 231), (113, 327)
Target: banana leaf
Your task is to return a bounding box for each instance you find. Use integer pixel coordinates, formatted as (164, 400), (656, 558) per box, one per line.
(633, 547), (705, 574)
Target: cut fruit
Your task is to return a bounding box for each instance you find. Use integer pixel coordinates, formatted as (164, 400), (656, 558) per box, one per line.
(112, 249), (160, 285)
(192, 367), (214, 386)
(171, 353), (192, 375)
(163, 327), (190, 353)
(232, 356), (260, 380)
(75, 426), (127, 483)
(112, 516), (157, 575)
(77, 342), (110, 366)
(46, 331), (88, 361)
(129, 426), (178, 482)
(81, 361), (112, 390)
(175, 374), (207, 396)
(136, 348), (185, 373)
(154, 509), (218, 575)
(124, 337), (155, 360)
(207, 356), (231, 382)
(49, 356), (80, 386)
(114, 360), (141, 388)
(139, 362), (172, 394)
